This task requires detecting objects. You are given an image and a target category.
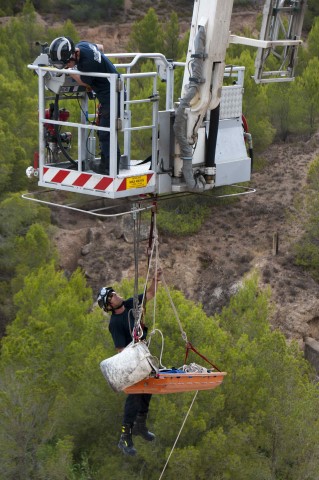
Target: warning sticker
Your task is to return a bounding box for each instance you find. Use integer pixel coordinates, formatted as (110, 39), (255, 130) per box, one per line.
(126, 175), (147, 189)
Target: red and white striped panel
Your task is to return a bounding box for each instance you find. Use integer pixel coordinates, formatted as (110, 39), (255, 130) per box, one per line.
(42, 166), (155, 193)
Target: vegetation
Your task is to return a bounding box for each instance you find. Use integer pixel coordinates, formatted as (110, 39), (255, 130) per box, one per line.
(0, 3), (319, 478)
(155, 187), (239, 236)
(303, 0), (319, 31)
(0, 194), (53, 336)
(294, 155), (319, 280)
(2, 0), (318, 32)
(1, 272), (319, 479)
(0, 1), (80, 199)
(1, 0), (124, 22)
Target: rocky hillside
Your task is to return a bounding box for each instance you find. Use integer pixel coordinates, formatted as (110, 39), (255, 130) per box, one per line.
(38, 2), (261, 53)
(52, 136), (319, 348)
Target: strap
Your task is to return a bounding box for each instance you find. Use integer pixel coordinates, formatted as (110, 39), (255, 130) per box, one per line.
(132, 203), (142, 334)
(184, 341), (221, 372)
(142, 201), (157, 315)
(132, 201), (159, 342)
(147, 202), (157, 267)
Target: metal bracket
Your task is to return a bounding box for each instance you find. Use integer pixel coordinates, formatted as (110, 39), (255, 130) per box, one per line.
(149, 93), (160, 102)
(230, 0), (307, 83)
(254, 0), (307, 83)
(116, 77), (124, 92)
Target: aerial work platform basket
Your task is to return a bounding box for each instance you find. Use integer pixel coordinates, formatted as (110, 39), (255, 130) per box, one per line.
(27, 54), (252, 199)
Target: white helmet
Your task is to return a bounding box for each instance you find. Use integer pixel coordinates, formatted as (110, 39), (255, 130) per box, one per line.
(49, 36), (75, 68)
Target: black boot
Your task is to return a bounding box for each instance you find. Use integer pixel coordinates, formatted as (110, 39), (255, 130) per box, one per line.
(118, 424), (137, 456)
(132, 413), (155, 442)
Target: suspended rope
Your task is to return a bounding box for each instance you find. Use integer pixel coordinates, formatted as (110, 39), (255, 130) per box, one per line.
(143, 201), (159, 324)
(121, 202), (226, 398)
(149, 203), (160, 333)
(134, 201), (167, 369)
(131, 200), (160, 342)
(160, 271), (188, 344)
(159, 270), (222, 371)
(128, 200), (223, 377)
(147, 202), (157, 268)
(134, 201), (160, 329)
(148, 328), (166, 370)
(158, 390), (199, 480)
(132, 202), (144, 341)
(133, 202), (221, 371)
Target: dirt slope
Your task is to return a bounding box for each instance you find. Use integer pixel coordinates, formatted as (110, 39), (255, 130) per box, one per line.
(75, 9), (260, 52)
(52, 136), (319, 347)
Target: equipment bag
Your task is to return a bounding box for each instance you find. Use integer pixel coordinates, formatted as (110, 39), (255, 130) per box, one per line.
(100, 341), (159, 392)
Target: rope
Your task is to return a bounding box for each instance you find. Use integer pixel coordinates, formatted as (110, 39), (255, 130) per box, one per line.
(136, 203), (159, 330)
(160, 270), (188, 344)
(135, 204), (219, 373)
(137, 205), (167, 368)
(158, 390), (199, 480)
(148, 328), (166, 369)
(132, 203), (142, 338)
(130, 202), (160, 342)
(151, 210), (160, 332)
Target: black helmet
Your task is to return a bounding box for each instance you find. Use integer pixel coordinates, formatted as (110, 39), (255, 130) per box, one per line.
(49, 36), (75, 68)
(97, 286), (115, 311)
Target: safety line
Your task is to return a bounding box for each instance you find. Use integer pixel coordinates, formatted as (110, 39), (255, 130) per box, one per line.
(133, 203), (141, 326)
(160, 270), (188, 344)
(158, 390), (199, 480)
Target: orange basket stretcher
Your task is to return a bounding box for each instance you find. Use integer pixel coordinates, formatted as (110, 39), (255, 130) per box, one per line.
(124, 370), (227, 394)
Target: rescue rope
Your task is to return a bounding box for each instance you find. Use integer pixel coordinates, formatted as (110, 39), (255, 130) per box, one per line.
(132, 202), (141, 327)
(150, 206), (160, 333)
(134, 202), (160, 334)
(158, 390), (199, 480)
(132, 202), (147, 341)
(133, 203), (220, 371)
(133, 202), (167, 368)
(126, 202), (220, 478)
(148, 328), (166, 369)
(160, 271), (188, 344)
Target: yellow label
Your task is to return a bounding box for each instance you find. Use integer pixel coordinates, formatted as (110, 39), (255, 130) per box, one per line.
(126, 175), (147, 189)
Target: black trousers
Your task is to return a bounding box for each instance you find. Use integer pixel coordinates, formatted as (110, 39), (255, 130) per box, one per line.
(98, 102), (121, 173)
(123, 393), (152, 425)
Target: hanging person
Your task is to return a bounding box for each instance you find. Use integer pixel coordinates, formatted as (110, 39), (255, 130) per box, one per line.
(48, 36), (121, 175)
(97, 269), (162, 456)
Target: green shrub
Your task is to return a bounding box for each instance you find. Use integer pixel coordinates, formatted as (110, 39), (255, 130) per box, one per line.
(307, 155), (319, 190)
(294, 156), (319, 279)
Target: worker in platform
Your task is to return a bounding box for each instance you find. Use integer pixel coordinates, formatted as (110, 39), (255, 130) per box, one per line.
(48, 36), (120, 175)
(97, 270), (162, 456)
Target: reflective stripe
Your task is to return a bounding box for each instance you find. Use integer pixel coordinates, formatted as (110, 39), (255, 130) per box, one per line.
(41, 167), (154, 192)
